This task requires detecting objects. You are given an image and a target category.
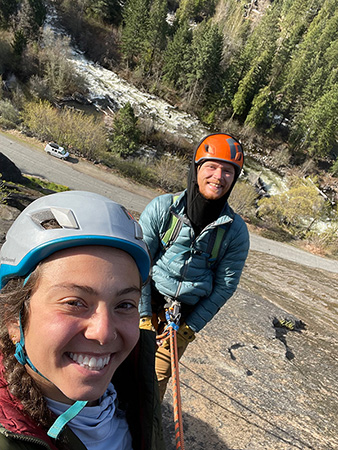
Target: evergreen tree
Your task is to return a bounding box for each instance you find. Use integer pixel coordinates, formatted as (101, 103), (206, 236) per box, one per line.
(232, 48), (275, 119)
(11, 29), (27, 56)
(244, 85), (272, 128)
(13, 0), (46, 46)
(109, 102), (140, 158)
(183, 20), (223, 106)
(0, 0), (19, 29)
(162, 21), (192, 86)
(291, 84), (338, 158)
(230, 2), (280, 120)
(265, 0), (322, 126)
(121, 0), (150, 67)
(281, 0), (338, 158)
(281, 0), (336, 112)
(175, 0), (217, 24)
(143, 0), (168, 72)
(85, 0), (123, 25)
(29, 0), (46, 27)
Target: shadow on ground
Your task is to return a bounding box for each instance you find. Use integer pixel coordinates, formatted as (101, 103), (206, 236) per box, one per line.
(162, 401), (230, 450)
(66, 156), (79, 164)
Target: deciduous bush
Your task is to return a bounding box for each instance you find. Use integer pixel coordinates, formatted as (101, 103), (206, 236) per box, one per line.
(304, 217), (338, 257)
(152, 153), (188, 192)
(21, 100), (107, 159)
(0, 100), (20, 128)
(39, 29), (88, 99)
(257, 176), (326, 237)
(229, 179), (257, 218)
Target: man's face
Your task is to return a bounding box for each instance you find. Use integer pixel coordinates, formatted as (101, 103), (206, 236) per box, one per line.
(197, 160), (236, 200)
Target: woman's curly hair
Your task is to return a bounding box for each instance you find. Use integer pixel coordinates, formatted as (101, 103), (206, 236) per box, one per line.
(0, 266), (55, 430)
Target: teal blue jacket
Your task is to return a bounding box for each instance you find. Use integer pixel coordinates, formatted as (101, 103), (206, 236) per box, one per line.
(139, 191), (250, 332)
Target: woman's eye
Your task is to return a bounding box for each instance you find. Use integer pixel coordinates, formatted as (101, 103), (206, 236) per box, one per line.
(65, 299), (85, 308)
(117, 301), (137, 311)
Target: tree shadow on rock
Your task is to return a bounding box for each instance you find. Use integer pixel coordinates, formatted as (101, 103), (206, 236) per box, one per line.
(162, 401), (230, 450)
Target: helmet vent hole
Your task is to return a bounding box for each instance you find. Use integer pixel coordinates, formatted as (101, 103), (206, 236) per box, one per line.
(31, 210), (62, 229)
(41, 219), (62, 230)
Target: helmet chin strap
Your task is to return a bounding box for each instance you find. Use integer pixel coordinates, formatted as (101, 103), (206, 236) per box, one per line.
(14, 310), (88, 439)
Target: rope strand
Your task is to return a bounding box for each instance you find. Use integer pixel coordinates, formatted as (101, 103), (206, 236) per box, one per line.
(170, 326), (185, 450)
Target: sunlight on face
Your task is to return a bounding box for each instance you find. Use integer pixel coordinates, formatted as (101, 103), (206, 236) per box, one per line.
(197, 160), (235, 200)
(23, 246), (141, 404)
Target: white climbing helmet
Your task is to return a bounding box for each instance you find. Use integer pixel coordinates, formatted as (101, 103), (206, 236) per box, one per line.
(0, 190), (150, 288)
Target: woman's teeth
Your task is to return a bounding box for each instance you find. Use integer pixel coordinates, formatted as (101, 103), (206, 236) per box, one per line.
(69, 353), (110, 370)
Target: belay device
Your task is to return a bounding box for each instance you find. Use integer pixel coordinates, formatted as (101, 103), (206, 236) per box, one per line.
(157, 298), (185, 450)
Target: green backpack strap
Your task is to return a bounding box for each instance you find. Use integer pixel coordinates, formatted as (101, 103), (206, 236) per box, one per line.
(208, 226), (226, 264)
(161, 195), (182, 248)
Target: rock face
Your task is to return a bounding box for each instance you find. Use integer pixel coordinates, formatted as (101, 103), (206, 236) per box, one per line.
(0, 204), (20, 246)
(0, 155), (40, 244)
(162, 251), (338, 450)
(0, 152), (25, 184)
(0, 153), (337, 450)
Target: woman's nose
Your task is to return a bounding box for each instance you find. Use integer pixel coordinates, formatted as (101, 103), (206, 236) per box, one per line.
(84, 308), (117, 345)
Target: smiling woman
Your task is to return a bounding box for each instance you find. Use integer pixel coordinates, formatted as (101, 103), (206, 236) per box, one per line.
(0, 191), (165, 450)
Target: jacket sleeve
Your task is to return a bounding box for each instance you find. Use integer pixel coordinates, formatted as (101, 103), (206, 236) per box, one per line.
(138, 195), (171, 318)
(185, 216), (250, 332)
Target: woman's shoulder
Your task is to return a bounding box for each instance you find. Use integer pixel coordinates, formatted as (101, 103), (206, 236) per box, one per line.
(0, 428), (52, 450)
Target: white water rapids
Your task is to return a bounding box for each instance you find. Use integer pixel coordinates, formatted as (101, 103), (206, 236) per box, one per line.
(70, 55), (209, 144)
(45, 7), (209, 144)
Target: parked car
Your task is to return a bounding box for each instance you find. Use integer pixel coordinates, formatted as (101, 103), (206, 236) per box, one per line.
(44, 142), (69, 160)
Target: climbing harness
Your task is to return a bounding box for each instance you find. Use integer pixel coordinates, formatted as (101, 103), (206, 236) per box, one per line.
(156, 298), (185, 450)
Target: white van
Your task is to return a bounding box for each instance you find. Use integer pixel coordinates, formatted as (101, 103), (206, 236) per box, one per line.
(44, 142), (69, 160)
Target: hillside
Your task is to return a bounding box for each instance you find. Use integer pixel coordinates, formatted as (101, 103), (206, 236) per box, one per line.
(163, 250), (338, 450)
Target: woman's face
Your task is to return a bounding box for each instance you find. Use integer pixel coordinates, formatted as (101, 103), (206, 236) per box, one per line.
(12, 246), (141, 405)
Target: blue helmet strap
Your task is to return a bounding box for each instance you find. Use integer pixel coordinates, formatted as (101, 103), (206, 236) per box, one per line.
(47, 400), (88, 439)
(14, 310), (49, 381)
(14, 310), (89, 439)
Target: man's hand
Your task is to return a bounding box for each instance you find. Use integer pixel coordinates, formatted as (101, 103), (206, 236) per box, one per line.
(139, 316), (155, 331)
(161, 323), (195, 350)
(177, 323), (196, 346)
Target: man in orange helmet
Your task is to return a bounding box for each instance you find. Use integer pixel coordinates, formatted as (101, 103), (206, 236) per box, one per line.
(139, 133), (250, 400)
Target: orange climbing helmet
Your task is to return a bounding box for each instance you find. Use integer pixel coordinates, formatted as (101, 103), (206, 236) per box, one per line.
(194, 133), (244, 173)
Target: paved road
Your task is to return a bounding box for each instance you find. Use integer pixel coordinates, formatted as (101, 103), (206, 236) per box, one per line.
(0, 132), (151, 212)
(1, 132), (338, 274)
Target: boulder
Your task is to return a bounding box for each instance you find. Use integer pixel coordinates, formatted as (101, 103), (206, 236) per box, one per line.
(0, 152), (25, 183)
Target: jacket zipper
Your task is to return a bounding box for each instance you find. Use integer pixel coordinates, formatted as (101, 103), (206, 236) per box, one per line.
(173, 217), (233, 299)
(0, 428), (54, 449)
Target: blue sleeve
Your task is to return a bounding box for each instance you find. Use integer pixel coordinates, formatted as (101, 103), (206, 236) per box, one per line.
(138, 195), (171, 317)
(186, 217), (250, 332)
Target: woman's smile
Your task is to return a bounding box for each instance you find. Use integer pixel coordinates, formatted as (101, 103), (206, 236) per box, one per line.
(67, 352), (112, 371)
